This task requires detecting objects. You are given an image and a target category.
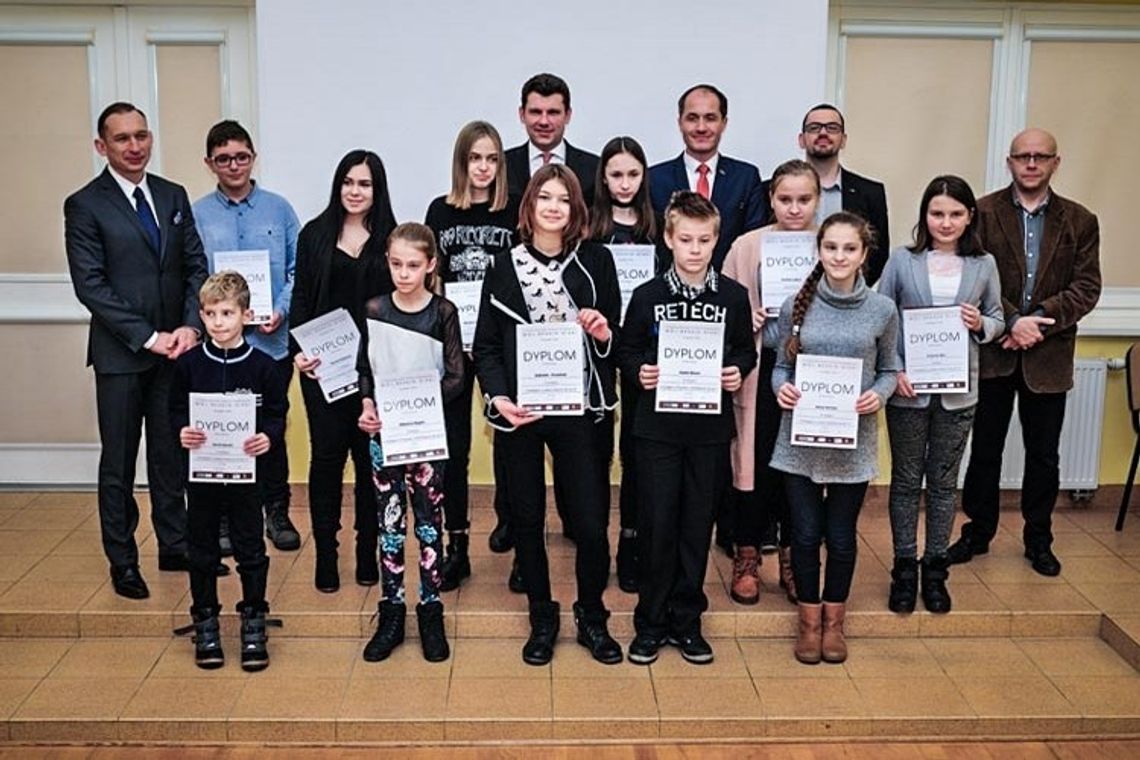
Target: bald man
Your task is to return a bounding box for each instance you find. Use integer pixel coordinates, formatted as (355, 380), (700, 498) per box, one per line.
(949, 128), (1101, 577)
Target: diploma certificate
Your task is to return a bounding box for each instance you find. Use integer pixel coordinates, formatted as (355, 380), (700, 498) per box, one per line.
(655, 320), (725, 414)
(903, 306), (969, 393)
(516, 322), (584, 415)
(188, 393), (257, 483)
(444, 280), (482, 352)
(759, 230), (817, 316)
(791, 354), (862, 449)
(607, 244), (656, 323)
(376, 372), (449, 465)
(213, 250), (273, 324)
(290, 308), (361, 402)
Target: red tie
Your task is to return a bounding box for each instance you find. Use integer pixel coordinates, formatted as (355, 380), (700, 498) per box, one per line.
(541, 152), (552, 166)
(697, 163), (710, 199)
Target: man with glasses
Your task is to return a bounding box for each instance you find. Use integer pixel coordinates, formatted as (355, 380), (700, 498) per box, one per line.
(790, 103), (890, 284)
(950, 127), (1101, 577)
(193, 120), (302, 553)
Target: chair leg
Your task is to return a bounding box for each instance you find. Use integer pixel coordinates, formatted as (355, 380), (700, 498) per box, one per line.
(1116, 436), (1140, 532)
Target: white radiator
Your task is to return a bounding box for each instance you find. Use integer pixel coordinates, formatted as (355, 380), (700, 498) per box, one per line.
(960, 358), (1108, 491)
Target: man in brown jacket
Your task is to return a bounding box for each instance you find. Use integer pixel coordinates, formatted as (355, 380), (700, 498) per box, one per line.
(948, 128), (1101, 577)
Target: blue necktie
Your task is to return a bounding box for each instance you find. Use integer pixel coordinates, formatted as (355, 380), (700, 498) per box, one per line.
(133, 187), (161, 253)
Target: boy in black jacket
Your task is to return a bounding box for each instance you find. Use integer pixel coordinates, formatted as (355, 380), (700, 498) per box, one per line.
(171, 271), (288, 671)
(617, 192), (756, 665)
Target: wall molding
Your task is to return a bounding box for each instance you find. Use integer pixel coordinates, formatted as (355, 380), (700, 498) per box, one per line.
(0, 443), (102, 487)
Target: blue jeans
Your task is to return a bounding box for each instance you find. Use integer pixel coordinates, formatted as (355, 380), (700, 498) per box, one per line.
(785, 475), (868, 604)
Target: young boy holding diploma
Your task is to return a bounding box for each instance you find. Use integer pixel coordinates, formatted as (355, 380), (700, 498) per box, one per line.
(171, 271), (288, 671)
(617, 192), (756, 664)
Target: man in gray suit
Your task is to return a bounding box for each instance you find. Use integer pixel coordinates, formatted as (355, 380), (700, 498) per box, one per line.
(65, 101), (209, 599)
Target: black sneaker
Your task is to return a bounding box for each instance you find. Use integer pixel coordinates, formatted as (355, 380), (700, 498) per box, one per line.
(668, 632), (714, 664)
(627, 632), (666, 665)
(488, 521), (514, 553)
(264, 502), (301, 551)
(946, 536), (989, 565)
(573, 603), (622, 664)
(616, 534), (638, 594)
(522, 601), (560, 665)
(239, 604), (282, 672)
(175, 608), (224, 670)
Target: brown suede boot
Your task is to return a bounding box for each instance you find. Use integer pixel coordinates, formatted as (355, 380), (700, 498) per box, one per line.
(794, 602), (822, 664)
(778, 546), (797, 604)
(821, 602), (847, 663)
(730, 547), (760, 605)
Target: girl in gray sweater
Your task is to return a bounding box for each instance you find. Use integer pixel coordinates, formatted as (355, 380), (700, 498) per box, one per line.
(771, 212), (901, 665)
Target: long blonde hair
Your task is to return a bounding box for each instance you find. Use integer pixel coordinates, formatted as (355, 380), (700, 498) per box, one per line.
(446, 121), (508, 212)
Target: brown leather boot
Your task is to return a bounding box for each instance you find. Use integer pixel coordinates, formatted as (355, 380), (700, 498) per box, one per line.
(778, 546), (797, 604)
(730, 547), (760, 605)
(821, 602), (847, 663)
(794, 602), (822, 664)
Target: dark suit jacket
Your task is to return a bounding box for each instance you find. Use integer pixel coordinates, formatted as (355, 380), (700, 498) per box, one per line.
(505, 141), (599, 205)
(758, 166), (890, 284)
(65, 168), (208, 374)
(976, 185), (1101, 394)
(648, 153), (765, 270)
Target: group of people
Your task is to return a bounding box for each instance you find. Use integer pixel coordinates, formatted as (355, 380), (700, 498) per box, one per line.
(63, 72), (1101, 673)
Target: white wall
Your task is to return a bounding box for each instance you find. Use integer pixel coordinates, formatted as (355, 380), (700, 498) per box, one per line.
(256, 0), (829, 224)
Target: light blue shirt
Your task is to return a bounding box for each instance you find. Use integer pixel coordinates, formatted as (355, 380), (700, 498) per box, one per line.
(193, 182), (299, 359)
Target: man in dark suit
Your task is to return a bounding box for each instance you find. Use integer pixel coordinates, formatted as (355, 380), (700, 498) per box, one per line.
(505, 73), (598, 204)
(761, 104), (891, 284)
(949, 128), (1101, 577)
(65, 102), (209, 599)
(649, 84), (765, 271)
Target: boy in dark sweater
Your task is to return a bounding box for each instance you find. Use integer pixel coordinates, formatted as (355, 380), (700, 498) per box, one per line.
(171, 271), (288, 671)
(616, 192), (756, 665)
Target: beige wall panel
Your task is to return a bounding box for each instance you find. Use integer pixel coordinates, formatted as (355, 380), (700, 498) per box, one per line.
(1027, 40), (1140, 288)
(842, 37), (992, 253)
(0, 324), (97, 443)
(155, 44), (221, 201)
(0, 45), (93, 273)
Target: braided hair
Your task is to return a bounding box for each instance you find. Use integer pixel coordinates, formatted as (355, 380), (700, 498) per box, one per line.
(784, 211), (875, 361)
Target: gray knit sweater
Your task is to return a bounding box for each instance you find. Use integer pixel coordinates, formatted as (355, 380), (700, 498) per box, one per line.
(769, 274), (901, 483)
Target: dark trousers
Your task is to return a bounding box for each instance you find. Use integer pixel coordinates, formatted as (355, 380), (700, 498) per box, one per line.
(617, 375), (641, 531)
(187, 483), (268, 612)
(257, 358), (294, 509)
(961, 366), (1067, 549)
(443, 358), (474, 533)
(492, 430), (511, 528)
(299, 377), (376, 554)
(95, 364), (187, 567)
(634, 437), (727, 637)
(785, 474), (867, 604)
(496, 415), (611, 613)
(737, 348), (787, 548)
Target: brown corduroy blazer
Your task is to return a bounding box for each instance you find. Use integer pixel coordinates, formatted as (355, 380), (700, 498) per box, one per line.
(976, 185), (1101, 393)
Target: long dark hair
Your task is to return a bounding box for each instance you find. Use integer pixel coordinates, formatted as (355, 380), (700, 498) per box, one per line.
(588, 136), (657, 243)
(314, 149), (397, 256)
(784, 211), (875, 361)
(908, 175), (983, 256)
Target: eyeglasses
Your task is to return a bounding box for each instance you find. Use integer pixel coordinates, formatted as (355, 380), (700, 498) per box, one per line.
(1009, 152), (1056, 165)
(210, 152), (254, 168)
(804, 122), (844, 135)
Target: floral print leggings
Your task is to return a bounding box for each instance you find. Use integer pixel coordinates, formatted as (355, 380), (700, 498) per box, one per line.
(369, 439), (445, 605)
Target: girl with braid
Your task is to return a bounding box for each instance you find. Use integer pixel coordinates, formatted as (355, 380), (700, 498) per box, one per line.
(770, 212), (901, 665)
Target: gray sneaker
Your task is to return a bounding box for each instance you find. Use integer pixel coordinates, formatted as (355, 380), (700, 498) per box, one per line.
(264, 503), (301, 551)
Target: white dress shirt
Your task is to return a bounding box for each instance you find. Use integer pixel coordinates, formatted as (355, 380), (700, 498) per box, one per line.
(528, 141), (567, 176)
(683, 152), (720, 198)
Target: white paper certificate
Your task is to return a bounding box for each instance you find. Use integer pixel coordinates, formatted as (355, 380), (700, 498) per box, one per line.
(213, 250), (273, 324)
(903, 306), (969, 393)
(376, 372), (449, 465)
(290, 308), (361, 402)
(655, 320), (725, 414)
(791, 354), (862, 449)
(608, 244), (656, 323)
(444, 280), (482, 352)
(516, 322), (584, 415)
(188, 393), (257, 483)
(759, 230), (817, 316)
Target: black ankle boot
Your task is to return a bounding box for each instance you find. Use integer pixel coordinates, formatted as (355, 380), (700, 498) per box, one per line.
(574, 603), (622, 664)
(888, 557), (918, 614)
(355, 534), (379, 587)
(616, 533), (638, 593)
(522, 600), (560, 665)
(438, 533), (471, 592)
(238, 602), (281, 672)
(176, 607), (224, 669)
(921, 556), (952, 614)
(362, 600), (406, 662)
(416, 601), (450, 662)
(313, 526), (340, 593)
